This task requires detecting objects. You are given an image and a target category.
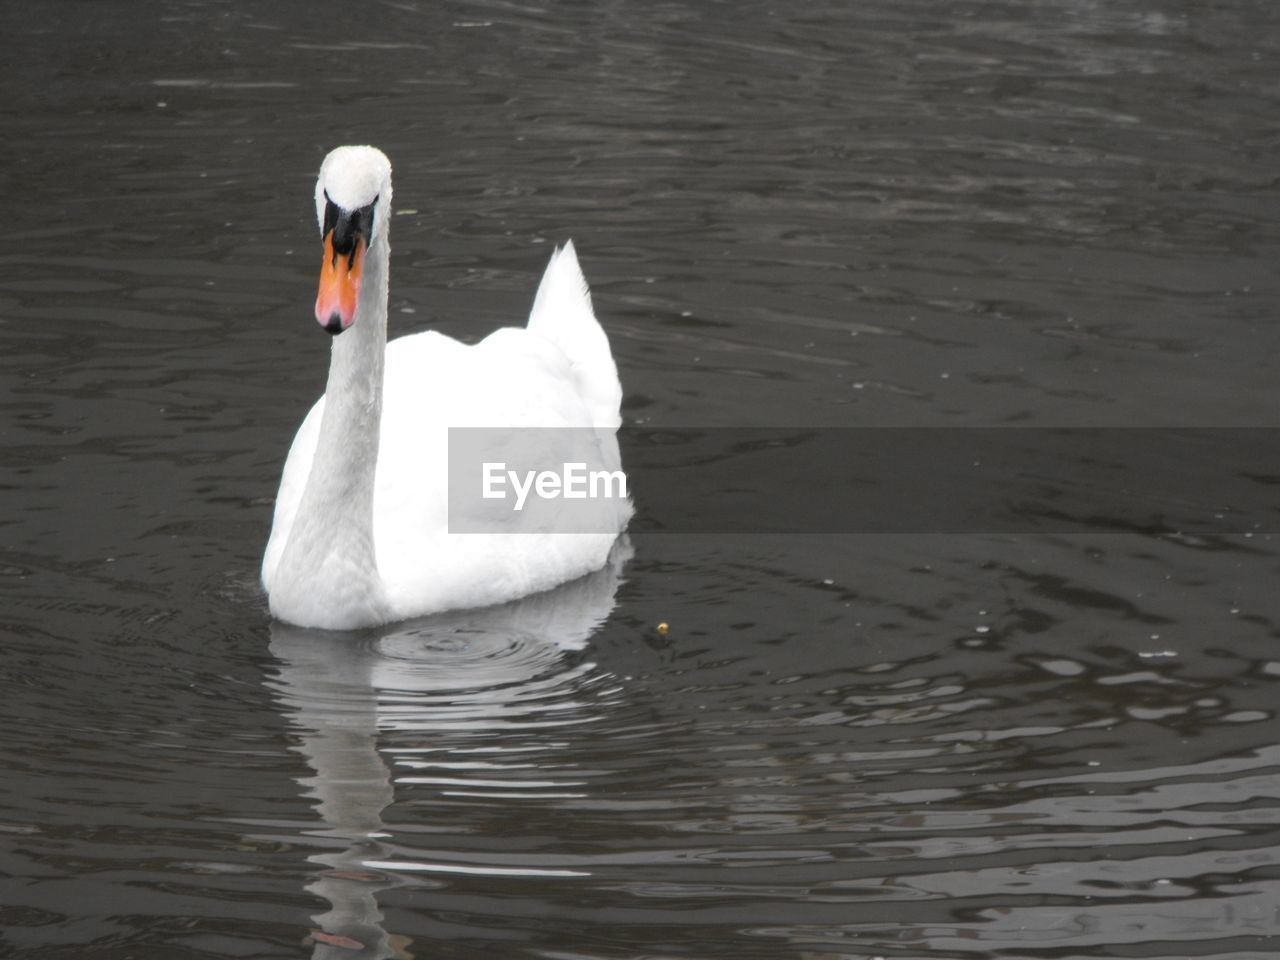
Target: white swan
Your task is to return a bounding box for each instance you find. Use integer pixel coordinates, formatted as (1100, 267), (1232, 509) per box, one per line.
(262, 146), (630, 630)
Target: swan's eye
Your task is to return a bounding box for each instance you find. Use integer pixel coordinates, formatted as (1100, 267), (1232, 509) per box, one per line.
(322, 190), (340, 239)
(354, 198), (377, 245)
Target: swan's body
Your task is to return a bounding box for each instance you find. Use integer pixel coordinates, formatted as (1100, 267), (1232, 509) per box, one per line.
(262, 146), (629, 629)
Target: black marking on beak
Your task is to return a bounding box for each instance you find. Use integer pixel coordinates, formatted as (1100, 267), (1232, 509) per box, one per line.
(322, 315), (345, 336)
(322, 189), (377, 267)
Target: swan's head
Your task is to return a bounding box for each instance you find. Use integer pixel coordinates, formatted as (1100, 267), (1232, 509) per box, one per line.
(313, 145), (393, 335)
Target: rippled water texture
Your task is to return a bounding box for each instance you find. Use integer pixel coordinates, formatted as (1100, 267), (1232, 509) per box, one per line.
(4, 1), (1280, 958)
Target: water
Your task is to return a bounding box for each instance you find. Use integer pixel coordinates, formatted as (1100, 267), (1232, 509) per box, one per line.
(3, 0), (1280, 957)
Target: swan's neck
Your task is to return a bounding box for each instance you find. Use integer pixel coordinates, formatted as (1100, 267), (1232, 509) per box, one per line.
(275, 232), (392, 628)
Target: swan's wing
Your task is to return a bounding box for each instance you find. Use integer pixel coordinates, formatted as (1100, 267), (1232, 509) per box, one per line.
(261, 394), (325, 589)
(371, 328), (629, 618)
(525, 241), (622, 430)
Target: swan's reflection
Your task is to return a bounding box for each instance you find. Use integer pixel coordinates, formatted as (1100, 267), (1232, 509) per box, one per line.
(267, 540), (631, 959)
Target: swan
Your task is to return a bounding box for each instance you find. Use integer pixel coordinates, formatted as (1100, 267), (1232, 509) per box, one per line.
(262, 145), (630, 630)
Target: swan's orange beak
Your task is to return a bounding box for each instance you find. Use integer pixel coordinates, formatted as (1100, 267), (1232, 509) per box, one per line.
(315, 230), (366, 335)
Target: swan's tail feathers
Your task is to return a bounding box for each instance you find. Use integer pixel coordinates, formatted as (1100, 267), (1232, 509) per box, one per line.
(528, 240), (622, 429)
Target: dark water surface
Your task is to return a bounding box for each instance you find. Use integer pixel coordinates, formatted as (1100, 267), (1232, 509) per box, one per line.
(4, 1), (1280, 958)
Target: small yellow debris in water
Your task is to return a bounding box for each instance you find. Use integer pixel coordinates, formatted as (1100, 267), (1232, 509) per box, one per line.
(656, 622), (669, 635)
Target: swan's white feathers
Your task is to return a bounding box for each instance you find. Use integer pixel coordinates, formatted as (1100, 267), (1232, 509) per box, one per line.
(527, 241), (622, 430)
(376, 323), (627, 615)
(266, 323), (627, 623)
(260, 395), (323, 591)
